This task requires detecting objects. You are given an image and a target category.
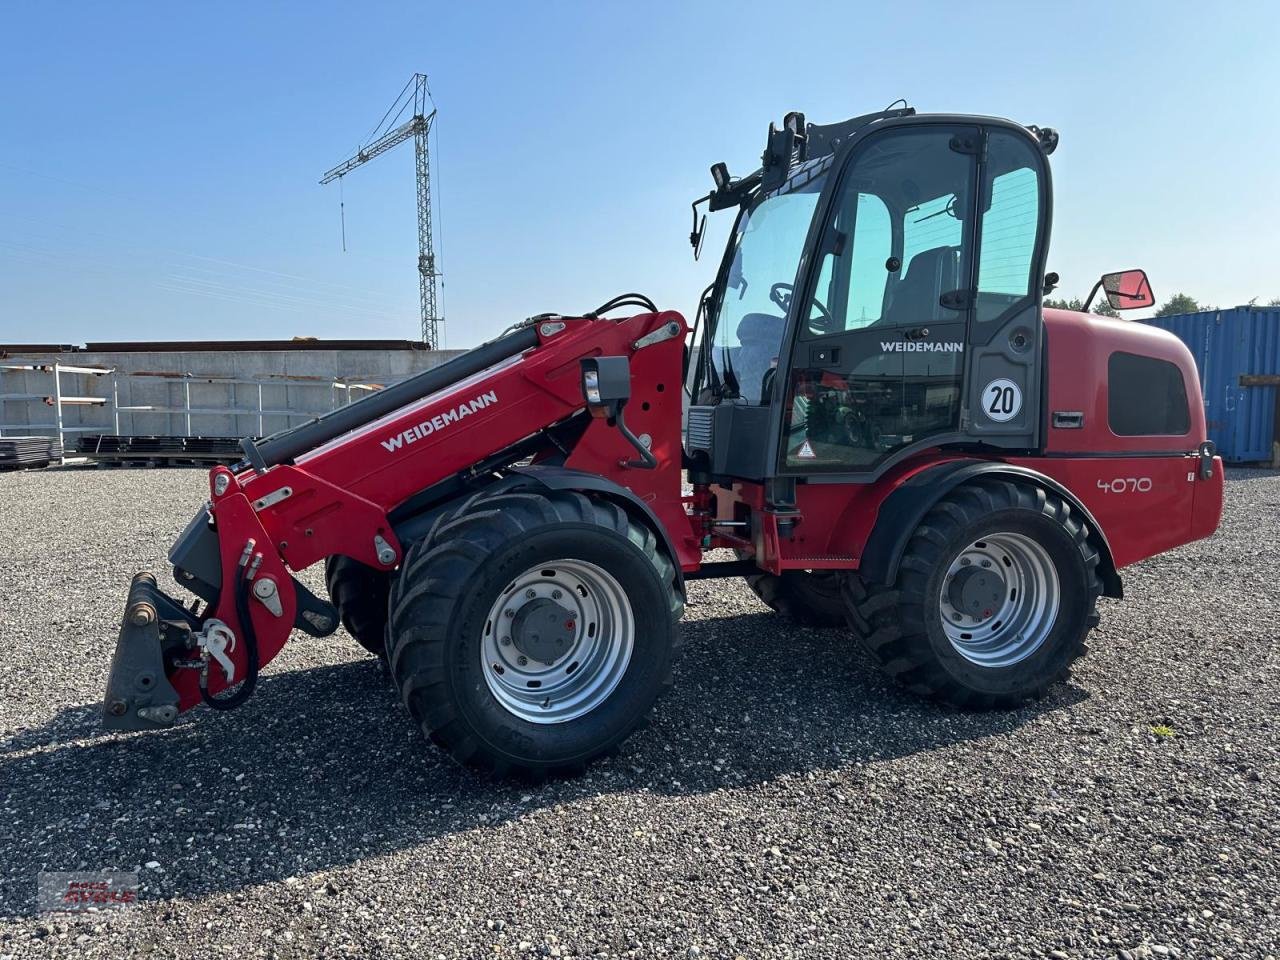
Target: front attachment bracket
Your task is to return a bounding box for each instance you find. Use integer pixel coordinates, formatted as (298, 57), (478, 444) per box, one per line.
(102, 572), (190, 731)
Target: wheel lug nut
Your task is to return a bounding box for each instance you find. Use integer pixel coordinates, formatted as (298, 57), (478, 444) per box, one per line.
(517, 655), (528, 666)
(960, 558), (971, 566)
(551, 589), (562, 600)
(500, 637), (511, 646)
(981, 559), (991, 568)
(525, 589), (536, 599)
(504, 609), (515, 619)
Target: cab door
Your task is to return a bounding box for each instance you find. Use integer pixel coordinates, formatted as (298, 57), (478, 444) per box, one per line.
(964, 128), (1051, 448)
(776, 122), (1048, 477)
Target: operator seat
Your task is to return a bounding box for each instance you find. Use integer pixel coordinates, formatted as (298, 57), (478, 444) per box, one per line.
(734, 312), (784, 404)
(883, 245), (960, 326)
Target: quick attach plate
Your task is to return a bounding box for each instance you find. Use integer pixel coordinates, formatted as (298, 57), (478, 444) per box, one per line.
(101, 572), (189, 731)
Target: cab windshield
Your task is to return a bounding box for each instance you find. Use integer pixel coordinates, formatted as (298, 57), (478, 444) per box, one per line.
(700, 159), (830, 405)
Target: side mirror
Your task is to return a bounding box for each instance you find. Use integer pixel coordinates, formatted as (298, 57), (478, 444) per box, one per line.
(689, 194), (710, 260)
(1086, 269), (1154, 312)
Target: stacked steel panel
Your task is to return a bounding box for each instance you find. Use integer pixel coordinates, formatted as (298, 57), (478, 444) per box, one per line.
(75, 435), (244, 464)
(0, 436), (62, 469)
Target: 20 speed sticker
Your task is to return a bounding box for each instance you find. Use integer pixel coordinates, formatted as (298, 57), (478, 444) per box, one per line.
(982, 378), (1022, 422)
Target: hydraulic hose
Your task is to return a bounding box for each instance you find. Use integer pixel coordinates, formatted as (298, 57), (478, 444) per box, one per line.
(587, 293), (659, 317)
(199, 567), (261, 711)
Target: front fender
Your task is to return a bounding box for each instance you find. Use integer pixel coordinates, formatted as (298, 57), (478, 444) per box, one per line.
(507, 464), (689, 590)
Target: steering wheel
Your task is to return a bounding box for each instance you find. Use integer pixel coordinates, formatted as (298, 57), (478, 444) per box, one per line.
(771, 282), (834, 332)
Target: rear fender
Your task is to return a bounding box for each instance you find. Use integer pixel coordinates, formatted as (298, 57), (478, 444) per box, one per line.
(859, 459), (1122, 598)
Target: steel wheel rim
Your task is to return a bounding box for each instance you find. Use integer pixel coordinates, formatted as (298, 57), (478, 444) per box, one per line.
(481, 559), (634, 724)
(938, 532), (1060, 668)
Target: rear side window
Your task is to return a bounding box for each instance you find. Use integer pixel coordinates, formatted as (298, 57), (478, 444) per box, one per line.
(1108, 352), (1191, 436)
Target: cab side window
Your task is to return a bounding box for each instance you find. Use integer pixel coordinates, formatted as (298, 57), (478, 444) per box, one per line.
(808, 194), (892, 335)
(974, 133), (1042, 327)
(806, 152), (973, 339)
(902, 193), (963, 275)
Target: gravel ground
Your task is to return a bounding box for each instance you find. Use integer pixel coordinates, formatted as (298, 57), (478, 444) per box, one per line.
(0, 466), (1276, 959)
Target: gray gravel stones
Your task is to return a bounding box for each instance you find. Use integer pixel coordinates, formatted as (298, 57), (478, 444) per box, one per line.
(0, 466), (1276, 958)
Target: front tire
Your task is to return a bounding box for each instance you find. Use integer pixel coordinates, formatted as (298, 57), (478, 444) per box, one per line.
(842, 480), (1101, 708)
(324, 555), (390, 656)
(387, 488), (683, 778)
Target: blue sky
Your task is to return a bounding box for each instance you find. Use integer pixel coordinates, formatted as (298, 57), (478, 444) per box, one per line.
(1, 0), (1277, 348)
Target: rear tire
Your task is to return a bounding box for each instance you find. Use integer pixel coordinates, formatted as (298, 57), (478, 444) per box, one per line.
(841, 480), (1101, 708)
(744, 568), (846, 627)
(387, 487), (683, 778)
(324, 555), (390, 656)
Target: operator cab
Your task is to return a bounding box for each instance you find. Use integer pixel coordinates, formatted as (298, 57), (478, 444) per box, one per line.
(685, 107), (1058, 482)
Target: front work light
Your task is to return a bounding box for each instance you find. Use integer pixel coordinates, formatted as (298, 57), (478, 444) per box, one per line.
(579, 357), (632, 419)
(577, 356), (656, 469)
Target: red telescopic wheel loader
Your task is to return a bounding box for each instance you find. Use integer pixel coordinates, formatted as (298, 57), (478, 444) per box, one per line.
(103, 106), (1224, 778)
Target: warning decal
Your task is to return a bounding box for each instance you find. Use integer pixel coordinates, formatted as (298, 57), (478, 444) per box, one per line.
(796, 439), (816, 460)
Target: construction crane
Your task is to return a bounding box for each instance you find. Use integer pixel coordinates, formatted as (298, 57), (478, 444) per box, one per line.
(321, 74), (443, 348)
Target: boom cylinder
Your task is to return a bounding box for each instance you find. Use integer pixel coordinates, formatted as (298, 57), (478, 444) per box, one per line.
(242, 326), (541, 470)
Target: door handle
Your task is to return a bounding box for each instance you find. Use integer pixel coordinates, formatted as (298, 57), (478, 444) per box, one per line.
(939, 289), (973, 310)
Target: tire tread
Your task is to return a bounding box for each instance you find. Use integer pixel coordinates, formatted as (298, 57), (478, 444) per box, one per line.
(324, 555), (391, 656)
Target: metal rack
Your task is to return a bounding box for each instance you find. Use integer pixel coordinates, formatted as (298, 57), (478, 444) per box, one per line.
(0, 362), (114, 462)
(0, 363), (384, 463)
(109, 371), (381, 438)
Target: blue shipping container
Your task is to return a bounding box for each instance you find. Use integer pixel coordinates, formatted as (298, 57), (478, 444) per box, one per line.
(1144, 307), (1280, 463)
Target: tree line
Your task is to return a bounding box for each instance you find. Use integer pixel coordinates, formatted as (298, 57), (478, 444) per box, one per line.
(1044, 293), (1280, 317)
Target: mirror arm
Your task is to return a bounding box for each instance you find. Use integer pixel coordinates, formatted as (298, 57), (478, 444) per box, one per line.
(1082, 278), (1104, 313)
